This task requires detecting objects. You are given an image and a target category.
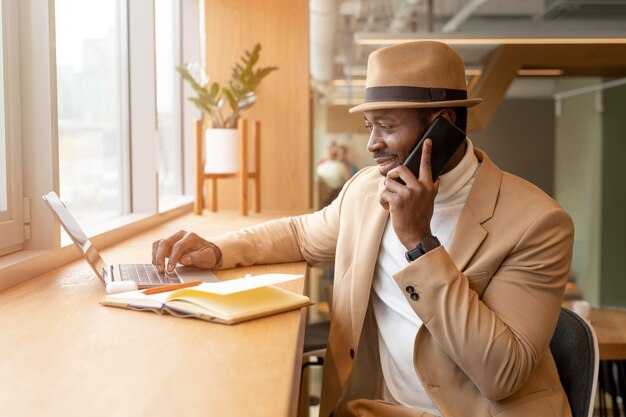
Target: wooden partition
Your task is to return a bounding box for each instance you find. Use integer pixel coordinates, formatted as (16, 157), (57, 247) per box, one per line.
(468, 43), (626, 132)
(203, 0), (311, 212)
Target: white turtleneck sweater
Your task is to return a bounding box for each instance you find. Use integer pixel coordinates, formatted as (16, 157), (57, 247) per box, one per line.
(371, 138), (479, 414)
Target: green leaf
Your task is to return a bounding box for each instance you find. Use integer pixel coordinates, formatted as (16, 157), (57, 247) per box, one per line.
(210, 82), (220, 98)
(177, 66), (207, 96)
(237, 93), (256, 111)
(189, 97), (213, 115)
(217, 95), (227, 110)
(223, 88), (238, 111)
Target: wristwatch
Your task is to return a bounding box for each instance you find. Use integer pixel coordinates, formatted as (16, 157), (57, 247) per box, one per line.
(405, 235), (441, 262)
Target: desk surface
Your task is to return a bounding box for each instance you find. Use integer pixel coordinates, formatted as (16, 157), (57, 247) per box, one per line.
(589, 307), (626, 361)
(0, 212), (308, 417)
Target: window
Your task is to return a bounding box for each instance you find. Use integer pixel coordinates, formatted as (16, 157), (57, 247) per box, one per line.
(0, 0), (202, 287)
(55, 0), (129, 226)
(0, 0), (24, 255)
(155, 0), (183, 205)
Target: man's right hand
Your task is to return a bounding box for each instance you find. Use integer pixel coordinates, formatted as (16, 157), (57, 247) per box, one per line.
(152, 230), (222, 273)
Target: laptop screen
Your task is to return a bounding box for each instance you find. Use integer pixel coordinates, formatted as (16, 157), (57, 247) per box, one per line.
(42, 191), (108, 285)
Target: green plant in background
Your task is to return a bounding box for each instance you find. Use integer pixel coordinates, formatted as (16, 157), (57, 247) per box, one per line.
(177, 44), (278, 129)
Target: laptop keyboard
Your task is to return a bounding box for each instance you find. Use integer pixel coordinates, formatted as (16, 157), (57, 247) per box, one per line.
(119, 264), (181, 285)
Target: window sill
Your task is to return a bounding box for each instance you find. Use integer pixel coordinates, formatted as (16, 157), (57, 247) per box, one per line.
(0, 250), (55, 291)
(159, 195), (195, 213)
(0, 196), (194, 292)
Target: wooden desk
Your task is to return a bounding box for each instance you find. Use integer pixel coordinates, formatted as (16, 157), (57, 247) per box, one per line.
(589, 307), (626, 361)
(0, 212), (309, 417)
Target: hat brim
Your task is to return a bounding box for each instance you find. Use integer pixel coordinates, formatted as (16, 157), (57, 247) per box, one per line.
(348, 98), (482, 113)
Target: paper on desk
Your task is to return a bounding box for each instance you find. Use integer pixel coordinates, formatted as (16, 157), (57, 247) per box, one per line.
(104, 273), (305, 305)
(190, 273), (304, 295)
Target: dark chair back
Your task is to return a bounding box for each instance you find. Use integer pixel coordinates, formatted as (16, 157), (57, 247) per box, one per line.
(550, 307), (599, 417)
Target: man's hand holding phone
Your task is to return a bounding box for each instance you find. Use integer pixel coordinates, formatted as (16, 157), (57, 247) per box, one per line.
(380, 138), (439, 250)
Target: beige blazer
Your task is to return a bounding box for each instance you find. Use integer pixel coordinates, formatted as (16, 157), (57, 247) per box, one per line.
(211, 149), (575, 417)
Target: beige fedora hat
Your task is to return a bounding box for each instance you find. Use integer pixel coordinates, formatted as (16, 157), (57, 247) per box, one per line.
(348, 41), (482, 113)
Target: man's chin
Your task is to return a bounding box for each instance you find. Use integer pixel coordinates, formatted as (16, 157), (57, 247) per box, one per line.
(377, 162), (400, 177)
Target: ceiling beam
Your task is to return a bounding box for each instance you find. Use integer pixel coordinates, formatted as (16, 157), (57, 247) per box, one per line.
(467, 45), (519, 132)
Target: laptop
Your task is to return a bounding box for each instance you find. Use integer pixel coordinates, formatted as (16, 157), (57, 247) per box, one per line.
(42, 191), (219, 289)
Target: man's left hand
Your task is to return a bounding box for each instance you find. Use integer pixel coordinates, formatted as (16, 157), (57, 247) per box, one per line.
(380, 139), (439, 250)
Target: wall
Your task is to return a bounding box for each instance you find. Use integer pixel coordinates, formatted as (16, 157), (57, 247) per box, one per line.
(600, 82), (626, 307)
(554, 78), (603, 305)
(554, 78), (626, 308)
(203, 0), (310, 211)
(471, 99), (555, 196)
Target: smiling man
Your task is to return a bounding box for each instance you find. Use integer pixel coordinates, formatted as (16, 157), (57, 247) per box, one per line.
(153, 41), (575, 417)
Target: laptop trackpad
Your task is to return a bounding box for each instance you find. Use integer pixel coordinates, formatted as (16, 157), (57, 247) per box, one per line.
(175, 266), (220, 283)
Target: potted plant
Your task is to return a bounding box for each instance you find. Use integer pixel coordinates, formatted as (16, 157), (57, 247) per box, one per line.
(178, 44), (278, 173)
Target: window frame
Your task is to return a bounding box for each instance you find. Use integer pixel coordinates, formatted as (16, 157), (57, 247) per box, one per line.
(155, 0), (185, 207)
(128, 0), (158, 214)
(181, 0), (203, 196)
(0, 0), (24, 255)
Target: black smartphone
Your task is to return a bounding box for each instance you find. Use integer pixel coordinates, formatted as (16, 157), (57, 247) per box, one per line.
(395, 116), (466, 185)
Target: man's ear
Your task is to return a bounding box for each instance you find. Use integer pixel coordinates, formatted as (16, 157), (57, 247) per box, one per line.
(435, 108), (456, 125)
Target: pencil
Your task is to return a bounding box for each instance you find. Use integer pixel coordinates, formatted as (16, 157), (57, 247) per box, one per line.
(143, 280), (203, 295)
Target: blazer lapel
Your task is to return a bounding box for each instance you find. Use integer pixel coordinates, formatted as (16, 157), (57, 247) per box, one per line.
(350, 184), (388, 347)
(447, 149), (503, 272)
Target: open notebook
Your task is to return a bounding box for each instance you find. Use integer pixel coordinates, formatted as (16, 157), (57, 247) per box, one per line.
(102, 273), (311, 325)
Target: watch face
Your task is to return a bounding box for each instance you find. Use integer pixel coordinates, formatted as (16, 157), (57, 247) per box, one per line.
(420, 236), (441, 253)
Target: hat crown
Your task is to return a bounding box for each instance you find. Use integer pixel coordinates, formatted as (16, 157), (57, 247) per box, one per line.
(348, 41), (482, 113)
(365, 41), (467, 91)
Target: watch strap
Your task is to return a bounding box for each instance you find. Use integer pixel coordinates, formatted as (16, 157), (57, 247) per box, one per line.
(405, 245), (424, 262)
(405, 235), (441, 262)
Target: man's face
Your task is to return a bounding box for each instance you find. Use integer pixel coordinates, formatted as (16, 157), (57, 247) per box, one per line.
(364, 108), (433, 177)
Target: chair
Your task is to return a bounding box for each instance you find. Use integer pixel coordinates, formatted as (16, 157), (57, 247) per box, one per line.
(299, 320), (331, 417)
(550, 307), (600, 417)
(303, 320), (330, 366)
(194, 118), (261, 216)
(598, 360), (625, 417)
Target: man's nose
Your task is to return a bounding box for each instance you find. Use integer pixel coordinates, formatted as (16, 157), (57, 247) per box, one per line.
(367, 132), (384, 153)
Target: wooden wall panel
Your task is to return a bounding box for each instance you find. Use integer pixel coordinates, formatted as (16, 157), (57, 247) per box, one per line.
(326, 105), (366, 133)
(203, 0), (311, 211)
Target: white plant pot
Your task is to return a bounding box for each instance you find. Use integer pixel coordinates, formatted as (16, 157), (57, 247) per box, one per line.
(204, 128), (239, 173)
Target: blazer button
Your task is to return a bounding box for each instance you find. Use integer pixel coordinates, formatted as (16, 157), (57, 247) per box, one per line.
(349, 348), (355, 359)
(405, 286), (415, 294)
(410, 293), (419, 301)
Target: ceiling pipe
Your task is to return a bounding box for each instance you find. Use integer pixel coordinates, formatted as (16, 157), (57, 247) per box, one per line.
(427, 0), (434, 32)
(386, 0), (417, 32)
(441, 0), (491, 33)
(310, 0), (339, 86)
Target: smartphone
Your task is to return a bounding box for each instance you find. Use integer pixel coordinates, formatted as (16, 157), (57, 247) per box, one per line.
(395, 116), (467, 185)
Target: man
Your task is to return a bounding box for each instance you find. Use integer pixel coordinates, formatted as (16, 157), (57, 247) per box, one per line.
(153, 41), (574, 417)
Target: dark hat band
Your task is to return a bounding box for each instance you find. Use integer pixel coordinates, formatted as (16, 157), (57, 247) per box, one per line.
(364, 86), (467, 103)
